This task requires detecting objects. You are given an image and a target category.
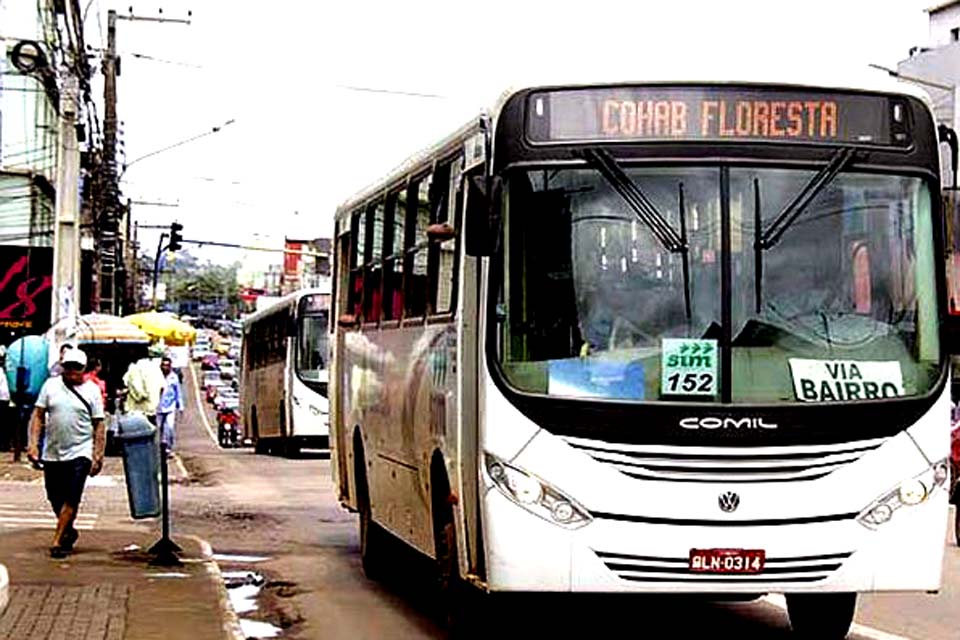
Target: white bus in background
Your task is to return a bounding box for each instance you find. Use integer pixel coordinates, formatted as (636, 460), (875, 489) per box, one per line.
(329, 77), (957, 637)
(241, 287), (330, 456)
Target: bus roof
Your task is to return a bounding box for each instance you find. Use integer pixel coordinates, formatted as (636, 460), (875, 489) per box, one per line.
(242, 287), (330, 332)
(333, 71), (937, 227)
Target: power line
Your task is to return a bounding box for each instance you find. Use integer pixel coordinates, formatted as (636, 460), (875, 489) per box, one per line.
(335, 84), (448, 99)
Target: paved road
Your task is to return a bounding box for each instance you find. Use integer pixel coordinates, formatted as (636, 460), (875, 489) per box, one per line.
(171, 365), (960, 639)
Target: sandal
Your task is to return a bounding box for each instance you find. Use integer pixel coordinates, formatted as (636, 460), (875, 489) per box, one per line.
(49, 545), (68, 559)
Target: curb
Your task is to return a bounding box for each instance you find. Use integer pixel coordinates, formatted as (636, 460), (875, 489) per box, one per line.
(0, 562), (8, 616)
(192, 536), (244, 640)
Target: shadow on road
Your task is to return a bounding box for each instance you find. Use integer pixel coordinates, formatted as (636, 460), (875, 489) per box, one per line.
(360, 535), (796, 639)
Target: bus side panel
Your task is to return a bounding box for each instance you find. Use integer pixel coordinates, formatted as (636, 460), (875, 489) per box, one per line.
(341, 322), (459, 559)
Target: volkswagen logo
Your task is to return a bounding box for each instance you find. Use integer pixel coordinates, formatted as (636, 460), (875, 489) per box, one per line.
(718, 491), (740, 513)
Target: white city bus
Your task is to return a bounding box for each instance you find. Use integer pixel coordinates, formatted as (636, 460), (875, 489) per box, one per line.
(242, 287), (330, 456)
(329, 77), (956, 637)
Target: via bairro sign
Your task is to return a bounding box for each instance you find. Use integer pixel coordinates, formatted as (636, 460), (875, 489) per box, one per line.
(788, 358), (904, 402)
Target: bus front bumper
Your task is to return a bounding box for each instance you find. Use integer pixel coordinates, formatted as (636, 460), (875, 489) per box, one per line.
(481, 484), (948, 594)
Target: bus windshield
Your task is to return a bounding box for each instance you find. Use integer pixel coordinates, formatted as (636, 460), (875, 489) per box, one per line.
(494, 164), (941, 404)
(297, 309), (329, 394)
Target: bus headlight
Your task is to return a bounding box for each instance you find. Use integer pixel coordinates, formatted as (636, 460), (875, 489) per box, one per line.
(485, 453), (591, 529)
(858, 458), (949, 530)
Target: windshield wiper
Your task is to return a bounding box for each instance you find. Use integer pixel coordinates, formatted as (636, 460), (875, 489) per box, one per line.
(759, 146), (857, 249)
(580, 148), (684, 251)
(579, 148), (692, 320)
(753, 146), (858, 313)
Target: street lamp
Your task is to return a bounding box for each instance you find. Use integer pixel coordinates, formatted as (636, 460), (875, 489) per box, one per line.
(120, 118), (236, 179)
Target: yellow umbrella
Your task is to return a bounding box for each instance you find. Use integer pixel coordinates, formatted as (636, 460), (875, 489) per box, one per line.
(73, 313), (151, 344)
(124, 311), (197, 346)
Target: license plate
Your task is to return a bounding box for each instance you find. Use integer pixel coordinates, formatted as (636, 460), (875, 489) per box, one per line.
(689, 548), (765, 574)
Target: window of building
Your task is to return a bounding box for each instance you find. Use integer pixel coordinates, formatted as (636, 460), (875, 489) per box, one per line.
(952, 26), (959, 42)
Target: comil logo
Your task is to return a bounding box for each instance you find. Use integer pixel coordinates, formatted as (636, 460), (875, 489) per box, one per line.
(679, 417), (778, 430)
(718, 491), (740, 513)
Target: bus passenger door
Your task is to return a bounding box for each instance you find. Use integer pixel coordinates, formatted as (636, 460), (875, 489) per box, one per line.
(331, 231), (353, 503)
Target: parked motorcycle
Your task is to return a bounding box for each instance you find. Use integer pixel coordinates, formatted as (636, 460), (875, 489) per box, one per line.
(217, 407), (241, 448)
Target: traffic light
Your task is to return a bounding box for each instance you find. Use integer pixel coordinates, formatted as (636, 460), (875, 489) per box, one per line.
(169, 222), (183, 252)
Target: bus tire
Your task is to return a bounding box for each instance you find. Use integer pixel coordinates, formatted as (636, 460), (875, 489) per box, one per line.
(786, 592), (856, 639)
(355, 438), (387, 580)
(432, 466), (482, 637)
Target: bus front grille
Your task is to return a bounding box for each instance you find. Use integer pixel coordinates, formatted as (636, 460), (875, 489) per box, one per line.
(564, 436), (886, 483)
(594, 549), (852, 584)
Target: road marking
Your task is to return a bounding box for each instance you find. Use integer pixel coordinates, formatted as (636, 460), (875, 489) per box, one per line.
(760, 595), (913, 640)
(189, 364), (220, 446)
(0, 510), (98, 519)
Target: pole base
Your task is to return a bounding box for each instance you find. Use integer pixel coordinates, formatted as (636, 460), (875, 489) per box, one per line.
(148, 536), (183, 566)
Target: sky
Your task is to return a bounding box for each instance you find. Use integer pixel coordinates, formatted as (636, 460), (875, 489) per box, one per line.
(82, 0), (934, 267)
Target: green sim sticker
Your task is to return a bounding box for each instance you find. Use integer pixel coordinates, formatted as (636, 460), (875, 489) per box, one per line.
(661, 338), (718, 396)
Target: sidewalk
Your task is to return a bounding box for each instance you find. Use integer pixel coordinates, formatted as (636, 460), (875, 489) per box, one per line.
(0, 455), (241, 640)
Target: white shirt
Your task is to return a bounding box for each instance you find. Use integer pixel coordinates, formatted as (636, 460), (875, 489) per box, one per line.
(35, 378), (105, 462)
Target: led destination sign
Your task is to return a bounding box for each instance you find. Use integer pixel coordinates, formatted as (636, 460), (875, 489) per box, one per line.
(527, 87), (906, 146)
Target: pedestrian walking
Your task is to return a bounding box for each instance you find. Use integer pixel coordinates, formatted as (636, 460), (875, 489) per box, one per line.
(48, 342), (77, 378)
(121, 347), (164, 421)
(26, 347), (105, 559)
(156, 355), (183, 456)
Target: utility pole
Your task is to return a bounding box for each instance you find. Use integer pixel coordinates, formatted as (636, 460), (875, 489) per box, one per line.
(99, 8), (190, 315)
(51, 74), (81, 325)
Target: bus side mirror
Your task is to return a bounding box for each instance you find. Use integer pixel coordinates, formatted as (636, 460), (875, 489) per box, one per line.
(465, 174), (502, 257)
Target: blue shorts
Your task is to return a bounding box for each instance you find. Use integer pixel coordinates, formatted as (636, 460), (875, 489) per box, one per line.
(43, 457), (92, 514)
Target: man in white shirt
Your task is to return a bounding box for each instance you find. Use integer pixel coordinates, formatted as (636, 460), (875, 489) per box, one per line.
(27, 347), (106, 558)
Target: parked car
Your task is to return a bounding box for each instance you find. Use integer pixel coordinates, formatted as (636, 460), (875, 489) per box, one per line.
(218, 360), (237, 379)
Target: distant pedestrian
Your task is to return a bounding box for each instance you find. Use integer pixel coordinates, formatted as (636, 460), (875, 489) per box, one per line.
(84, 357), (108, 408)
(0, 345), (9, 451)
(121, 347), (164, 421)
(156, 356), (184, 456)
(27, 347), (105, 559)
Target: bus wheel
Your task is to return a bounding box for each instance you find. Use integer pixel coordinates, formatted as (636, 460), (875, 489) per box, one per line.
(433, 477), (481, 635)
(355, 440), (387, 580)
(786, 593), (856, 639)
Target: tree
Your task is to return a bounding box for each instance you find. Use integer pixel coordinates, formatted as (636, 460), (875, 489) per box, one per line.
(165, 251), (241, 318)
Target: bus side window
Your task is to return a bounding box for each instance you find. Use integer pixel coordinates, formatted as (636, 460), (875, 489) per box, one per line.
(334, 222), (351, 324)
(363, 201), (385, 323)
(383, 189), (405, 321)
(405, 175), (431, 318)
(431, 156), (462, 315)
(349, 210), (365, 321)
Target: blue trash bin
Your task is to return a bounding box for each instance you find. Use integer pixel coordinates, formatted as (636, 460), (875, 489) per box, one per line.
(117, 412), (161, 519)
